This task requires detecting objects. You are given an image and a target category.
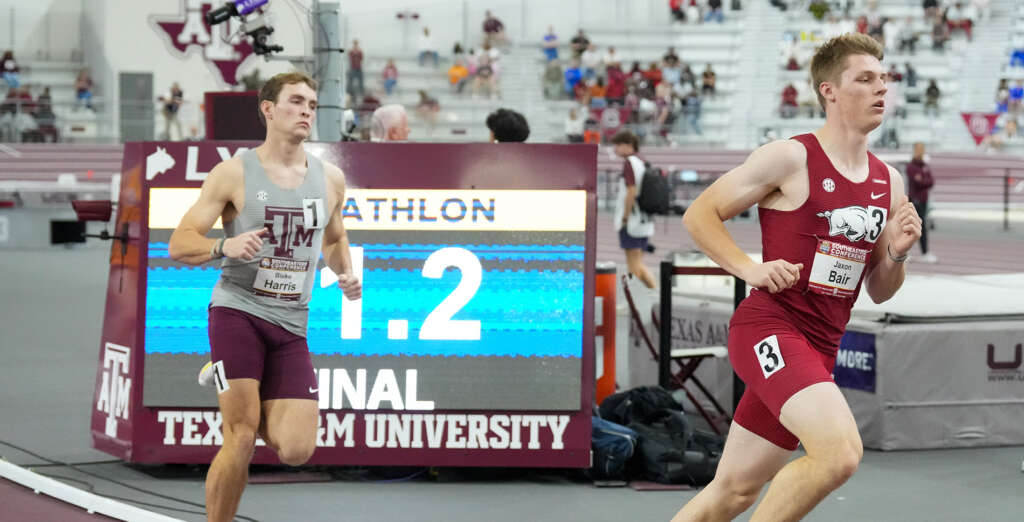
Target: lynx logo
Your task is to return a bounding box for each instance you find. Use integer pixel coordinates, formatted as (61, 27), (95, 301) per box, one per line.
(987, 343), (1024, 382)
(146, 146), (175, 180)
(97, 342), (132, 437)
(150, 0), (256, 86)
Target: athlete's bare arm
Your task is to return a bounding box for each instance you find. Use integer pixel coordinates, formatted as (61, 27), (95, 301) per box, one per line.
(682, 140), (805, 293)
(168, 158), (266, 265)
(321, 163), (361, 301)
(864, 165), (921, 303)
(621, 185), (638, 227)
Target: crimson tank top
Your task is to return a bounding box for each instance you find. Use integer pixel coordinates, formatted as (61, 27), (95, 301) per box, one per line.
(741, 133), (891, 354)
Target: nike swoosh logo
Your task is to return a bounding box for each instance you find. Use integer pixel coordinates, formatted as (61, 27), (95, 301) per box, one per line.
(309, 387), (319, 393)
(870, 192), (887, 199)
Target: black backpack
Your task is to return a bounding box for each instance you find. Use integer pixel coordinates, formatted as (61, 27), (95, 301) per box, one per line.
(628, 408), (724, 485)
(637, 162), (671, 215)
(599, 386), (681, 426)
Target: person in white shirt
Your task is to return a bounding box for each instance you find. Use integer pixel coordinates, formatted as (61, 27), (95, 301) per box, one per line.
(611, 130), (656, 288)
(603, 46), (621, 69)
(565, 107), (584, 143)
(581, 44), (602, 80)
(418, 27), (438, 67)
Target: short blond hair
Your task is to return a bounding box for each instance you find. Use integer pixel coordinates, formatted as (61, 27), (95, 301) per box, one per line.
(810, 33), (883, 111)
(257, 71), (318, 126)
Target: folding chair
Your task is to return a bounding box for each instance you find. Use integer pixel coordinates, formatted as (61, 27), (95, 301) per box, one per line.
(621, 274), (731, 435)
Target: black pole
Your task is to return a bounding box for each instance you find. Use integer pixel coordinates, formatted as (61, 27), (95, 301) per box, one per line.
(659, 261), (673, 389)
(732, 276), (747, 412)
(1004, 169), (1010, 232)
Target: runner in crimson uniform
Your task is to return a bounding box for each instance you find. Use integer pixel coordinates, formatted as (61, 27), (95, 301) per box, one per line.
(673, 34), (921, 522)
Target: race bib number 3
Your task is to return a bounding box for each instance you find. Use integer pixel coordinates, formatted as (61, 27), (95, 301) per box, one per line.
(253, 257), (310, 300)
(807, 239), (869, 298)
(755, 335), (785, 379)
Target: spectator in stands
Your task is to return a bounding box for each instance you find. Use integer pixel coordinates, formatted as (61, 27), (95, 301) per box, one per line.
(14, 85), (35, 115)
(418, 28), (438, 68)
(883, 17), (902, 53)
(681, 87), (703, 135)
(922, 0), (940, 21)
(415, 90), (440, 128)
(589, 77), (608, 109)
(808, 0), (830, 22)
(581, 44), (601, 80)
(887, 64), (903, 84)
(565, 107), (584, 142)
(664, 47), (680, 67)
(543, 61), (563, 99)
(685, 0), (702, 24)
(1009, 80), (1024, 115)
(158, 82), (184, 140)
(904, 62), (918, 88)
(1010, 46), (1024, 69)
(701, 63), (717, 97)
(75, 69), (95, 111)
(382, 59), (398, 95)
(482, 10), (506, 48)
(33, 87), (58, 143)
(654, 82), (675, 143)
(644, 62), (664, 89)
(605, 64), (626, 106)
(473, 56), (499, 99)
(897, 17), (918, 53)
(662, 58), (682, 90)
(670, 0), (686, 23)
(705, 0), (724, 23)
(680, 63), (697, 91)
(855, 15), (869, 34)
(1, 51), (20, 88)
(886, 72), (906, 119)
(822, 15), (845, 40)
(924, 80), (941, 117)
(604, 46), (621, 69)
(448, 58), (469, 94)
(564, 59), (583, 98)
(570, 29), (590, 58)
(945, 2), (973, 41)
(370, 104), (410, 142)
(486, 108), (530, 142)
(995, 79), (1009, 113)
(610, 130), (656, 289)
(542, 26), (559, 62)
(931, 19), (950, 52)
(780, 83), (799, 118)
(573, 77), (589, 104)
(481, 42), (502, 74)
(984, 119), (1022, 150)
(453, 42), (465, 61)
(347, 40), (364, 100)
(907, 142), (937, 263)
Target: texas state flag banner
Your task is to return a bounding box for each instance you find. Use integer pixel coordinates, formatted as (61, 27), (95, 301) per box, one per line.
(961, 112), (1000, 146)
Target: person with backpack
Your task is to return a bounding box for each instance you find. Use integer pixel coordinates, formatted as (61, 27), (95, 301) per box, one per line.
(611, 131), (656, 288)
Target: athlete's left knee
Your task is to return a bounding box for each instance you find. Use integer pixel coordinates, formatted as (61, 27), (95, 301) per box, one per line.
(277, 439), (316, 467)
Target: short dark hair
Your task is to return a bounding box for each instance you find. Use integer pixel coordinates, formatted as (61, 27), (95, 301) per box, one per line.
(611, 130), (639, 152)
(258, 71), (318, 126)
(485, 108), (530, 142)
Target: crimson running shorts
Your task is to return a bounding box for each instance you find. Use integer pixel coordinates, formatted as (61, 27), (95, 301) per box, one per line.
(728, 313), (837, 451)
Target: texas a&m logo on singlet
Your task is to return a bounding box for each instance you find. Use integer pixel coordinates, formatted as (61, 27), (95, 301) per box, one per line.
(263, 200), (324, 258)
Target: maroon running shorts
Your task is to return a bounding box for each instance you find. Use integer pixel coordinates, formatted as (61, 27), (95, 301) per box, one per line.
(207, 306), (317, 401)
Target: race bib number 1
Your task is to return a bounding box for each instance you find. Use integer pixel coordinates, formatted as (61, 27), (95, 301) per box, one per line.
(807, 239), (869, 298)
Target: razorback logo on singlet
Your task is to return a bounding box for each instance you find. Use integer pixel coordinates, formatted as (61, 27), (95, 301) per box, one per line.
(816, 205), (887, 243)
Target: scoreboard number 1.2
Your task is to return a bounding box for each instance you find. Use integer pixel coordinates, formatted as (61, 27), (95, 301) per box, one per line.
(321, 247), (482, 341)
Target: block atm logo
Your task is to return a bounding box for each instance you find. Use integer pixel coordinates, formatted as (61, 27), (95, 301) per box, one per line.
(96, 342), (132, 437)
(986, 343), (1023, 382)
(150, 0), (255, 86)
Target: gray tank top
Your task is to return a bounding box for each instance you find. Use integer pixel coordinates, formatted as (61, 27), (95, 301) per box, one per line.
(210, 148), (327, 337)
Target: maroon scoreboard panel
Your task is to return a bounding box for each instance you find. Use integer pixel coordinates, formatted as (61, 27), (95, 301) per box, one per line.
(90, 141), (598, 467)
